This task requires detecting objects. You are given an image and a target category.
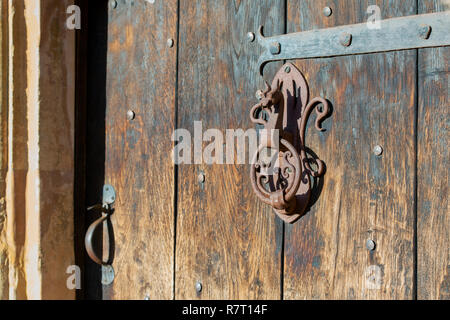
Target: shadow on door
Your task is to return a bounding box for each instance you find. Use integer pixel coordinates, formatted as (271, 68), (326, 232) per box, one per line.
(75, 0), (108, 300)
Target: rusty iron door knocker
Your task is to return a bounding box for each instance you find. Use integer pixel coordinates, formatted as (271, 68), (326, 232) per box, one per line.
(249, 63), (331, 223)
(85, 184), (115, 266)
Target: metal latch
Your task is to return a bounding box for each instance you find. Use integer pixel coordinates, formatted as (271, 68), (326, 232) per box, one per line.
(249, 63), (331, 223)
(85, 184), (115, 266)
(257, 11), (450, 74)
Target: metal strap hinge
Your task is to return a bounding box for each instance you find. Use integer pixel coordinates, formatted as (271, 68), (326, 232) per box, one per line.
(257, 11), (450, 74)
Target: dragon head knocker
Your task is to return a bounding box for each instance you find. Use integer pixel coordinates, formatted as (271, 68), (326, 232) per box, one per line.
(249, 63), (331, 223)
(250, 79), (283, 126)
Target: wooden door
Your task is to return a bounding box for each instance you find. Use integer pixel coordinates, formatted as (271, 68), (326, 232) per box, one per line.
(82, 0), (449, 300)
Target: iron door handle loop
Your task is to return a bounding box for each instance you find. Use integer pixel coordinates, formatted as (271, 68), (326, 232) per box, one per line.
(250, 137), (302, 213)
(249, 63), (331, 223)
(84, 184), (116, 265)
(85, 204), (111, 265)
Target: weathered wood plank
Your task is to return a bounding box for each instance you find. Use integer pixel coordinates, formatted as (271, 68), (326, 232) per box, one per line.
(175, 0), (284, 299)
(74, 0), (89, 301)
(284, 0), (416, 299)
(0, 0), (8, 300)
(417, 0), (449, 300)
(104, 0), (177, 300)
(4, 0), (28, 300)
(38, 0), (77, 300)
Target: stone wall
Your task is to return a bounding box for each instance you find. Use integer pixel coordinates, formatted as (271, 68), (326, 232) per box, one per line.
(0, 0), (76, 300)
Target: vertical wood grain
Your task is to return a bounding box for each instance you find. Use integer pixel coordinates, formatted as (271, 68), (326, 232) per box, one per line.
(284, 0), (416, 299)
(175, 0), (284, 299)
(417, 0), (449, 300)
(104, 0), (177, 299)
(74, 0), (88, 301)
(0, 0), (9, 300)
(5, 0), (28, 299)
(38, 0), (77, 299)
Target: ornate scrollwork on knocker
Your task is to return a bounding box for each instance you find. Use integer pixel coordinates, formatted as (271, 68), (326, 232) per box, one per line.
(249, 63), (331, 223)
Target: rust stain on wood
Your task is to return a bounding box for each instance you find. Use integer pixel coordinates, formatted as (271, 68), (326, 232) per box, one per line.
(109, 24), (134, 53)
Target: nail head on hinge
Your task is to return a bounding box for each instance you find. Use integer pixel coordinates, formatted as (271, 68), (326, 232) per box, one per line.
(373, 145), (383, 156)
(270, 42), (281, 55)
(198, 173), (205, 184)
(127, 110), (135, 120)
(339, 32), (352, 47)
(366, 239), (376, 251)
(247, 32), (255, 42)
(418, 24), (432, 39)
(284, 66), (291, 73)
(323, 6), (332, 17)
